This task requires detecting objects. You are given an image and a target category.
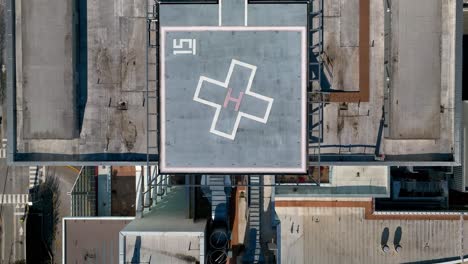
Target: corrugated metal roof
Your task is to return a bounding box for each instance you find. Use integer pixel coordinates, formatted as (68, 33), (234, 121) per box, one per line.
(277, 206), (467, 263)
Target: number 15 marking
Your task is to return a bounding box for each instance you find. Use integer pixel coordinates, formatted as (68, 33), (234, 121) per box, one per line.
(173, 39), (197, 55)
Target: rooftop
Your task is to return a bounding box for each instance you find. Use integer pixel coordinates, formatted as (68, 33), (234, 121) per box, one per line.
(276, 166), (390, 197)
(63, 217), (133, 264)
(310, 0), (461, 165)
(121, 187), (207, 263)
(6, 0), (463, 165)
(276, 201), (468, 264)
(122, 187), (206, 233)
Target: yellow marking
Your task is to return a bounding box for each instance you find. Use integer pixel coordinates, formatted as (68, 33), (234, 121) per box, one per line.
(66, 166), (81, 173)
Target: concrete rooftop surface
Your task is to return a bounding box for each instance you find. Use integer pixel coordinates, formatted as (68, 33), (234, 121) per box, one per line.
(5, 0), (463, 164)
(276, 203), (468, 264)
(311, 0), (461, 165)
(63, 218), (133, 264)
(276, 166), (390, 197)
(11, 0), (150, 163)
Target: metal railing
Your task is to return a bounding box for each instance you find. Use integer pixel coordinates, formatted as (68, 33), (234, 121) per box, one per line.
(308, 0), (325, 185)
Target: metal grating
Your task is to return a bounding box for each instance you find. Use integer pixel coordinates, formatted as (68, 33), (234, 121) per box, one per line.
(308, 0), (325, 184)
(70, 167), (96, 217)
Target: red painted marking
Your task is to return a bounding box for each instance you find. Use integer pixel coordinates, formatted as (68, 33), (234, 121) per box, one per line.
(223, 88), (244, 111)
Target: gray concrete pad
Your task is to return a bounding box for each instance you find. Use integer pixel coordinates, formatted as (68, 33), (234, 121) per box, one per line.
(15, 0), (148, 159)
(222, 0), (245, 26)
(248, 4), (307, 27)
(324, 0), (340, 17)
(339, 0), (359, 47)
(161, 28), (306, 173)
(120, 17), (146, 92)
(21, 0), (76, 139)
(323, 13), (359, 91)
(388, 0), (442, 139)
(160, 4), (218, 26)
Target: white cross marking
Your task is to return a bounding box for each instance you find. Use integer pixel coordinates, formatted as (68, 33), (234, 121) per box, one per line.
(193, 59), (274, 140)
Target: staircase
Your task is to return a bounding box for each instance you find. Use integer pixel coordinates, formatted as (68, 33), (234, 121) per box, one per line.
(29, 166), (42, 190)
(71, 167), (96, 217)
(247, 175), (263, 263)
(308, 0), (325, 167)
(208, 175), (227, 222)
(146, 0), (159, 169)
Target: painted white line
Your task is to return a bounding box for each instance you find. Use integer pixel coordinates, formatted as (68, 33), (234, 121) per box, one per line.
(161, 26), (306, 32)
(0, 194), (30, 205)
(1, 138), (6, 159)
(301, 27), (307, 172)
(13, 212), (16, 258)
(2, 212), (4, 257)
(244, 0), (248, 26)
(193, 39), (196, 55)
(218, 0), (222, 26)
(14, 212), (24, 216)
(29, 166), (38, 188)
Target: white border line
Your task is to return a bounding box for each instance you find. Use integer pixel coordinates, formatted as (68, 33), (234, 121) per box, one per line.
(244, 0), (248, 26)
(161, 26), (305, 32)
(160, 26), (307, 174)
(218, 0), (222, 26)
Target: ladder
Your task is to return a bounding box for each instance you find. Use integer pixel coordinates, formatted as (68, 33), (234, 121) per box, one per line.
(308, 0), (324, 184)
(141, 0), (159, 207)
(208, 175), (227, 222)
(146, 0), (159, 171)
(248, 175), (263, 263)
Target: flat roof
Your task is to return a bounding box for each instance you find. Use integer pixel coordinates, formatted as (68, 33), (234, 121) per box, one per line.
(121, 187), (206, 263)
(10, 0), (150, 164)
(122, 187), (206, 233)
(276, 203), (468, 263)
(276, 166), (390, 197)
(63, 217), (133, 264)
(311, 0), (461, 165)
(7, 0), (462, 165)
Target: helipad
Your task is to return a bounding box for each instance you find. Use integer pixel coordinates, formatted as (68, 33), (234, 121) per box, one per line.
(160, 27), (307, 173)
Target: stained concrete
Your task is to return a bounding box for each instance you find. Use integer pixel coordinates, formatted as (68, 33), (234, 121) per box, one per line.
(388, 0), (442, 139)
(322, 0), (360, 92)
(21, 0), (76, 139)
(382, 0), (456, 155)
(313, 0), (456, 161)
(16, 0), (148, 159)
(11, 0), (459, 163)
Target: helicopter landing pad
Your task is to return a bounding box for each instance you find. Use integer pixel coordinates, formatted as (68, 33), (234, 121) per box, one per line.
(160, 27), (307, 174)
